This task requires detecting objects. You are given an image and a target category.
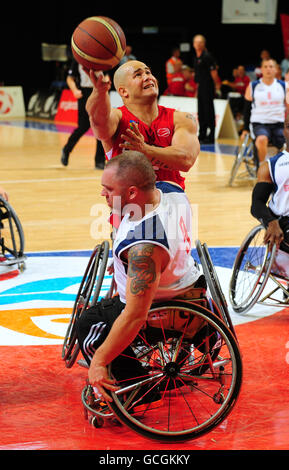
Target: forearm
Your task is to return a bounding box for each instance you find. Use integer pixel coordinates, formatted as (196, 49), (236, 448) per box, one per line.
(251, 182), (277, 226)
(141, 141), (198, 172)
(87, 90), (113, 140)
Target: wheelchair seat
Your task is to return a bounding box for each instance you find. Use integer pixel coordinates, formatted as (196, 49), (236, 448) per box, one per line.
(0, 196), (26, 270)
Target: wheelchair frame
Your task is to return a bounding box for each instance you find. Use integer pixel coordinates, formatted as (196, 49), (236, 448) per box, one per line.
(0, 196), (26, 270)
(228, 133), (258, 187)
(229, 224), (289, 314)
(63, 239), (242, 441)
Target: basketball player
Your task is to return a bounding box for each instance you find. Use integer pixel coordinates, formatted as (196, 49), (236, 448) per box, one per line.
(76, 151), (205, 401)
(85, 60), (200, 189)
(242, 58), (288, 163)
(251, 114), (289, 252)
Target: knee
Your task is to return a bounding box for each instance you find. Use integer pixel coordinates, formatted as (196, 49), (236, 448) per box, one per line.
(255, 135), (268, 146)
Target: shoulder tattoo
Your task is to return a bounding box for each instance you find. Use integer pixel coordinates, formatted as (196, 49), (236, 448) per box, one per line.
(127, 244), (156, 295)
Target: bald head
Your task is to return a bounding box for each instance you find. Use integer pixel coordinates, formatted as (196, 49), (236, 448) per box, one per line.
(113, 60), (147, 90)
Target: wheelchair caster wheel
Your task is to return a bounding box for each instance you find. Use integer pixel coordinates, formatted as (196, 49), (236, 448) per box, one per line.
(90, 415), (104, 428)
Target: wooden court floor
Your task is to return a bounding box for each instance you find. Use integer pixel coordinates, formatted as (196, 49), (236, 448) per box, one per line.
(0, 119), (256, 254)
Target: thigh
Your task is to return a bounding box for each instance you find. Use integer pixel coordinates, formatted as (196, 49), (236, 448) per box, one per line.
(252, 123), (270, 140)
(271, 124), (285, 148)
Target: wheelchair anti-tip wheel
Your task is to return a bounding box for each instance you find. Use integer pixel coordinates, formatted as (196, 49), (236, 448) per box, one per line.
(104, 300), (242, 442)
(0, 196), (26, 270)
(229, 225), (277, 314)
(62, 241), (109, 368)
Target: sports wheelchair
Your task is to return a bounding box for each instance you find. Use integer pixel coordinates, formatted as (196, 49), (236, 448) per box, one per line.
(229, 224), (289, 314)
(0, 196), (26, 270)
(228, 133), (282, 187)
(62, 240), (242, 442)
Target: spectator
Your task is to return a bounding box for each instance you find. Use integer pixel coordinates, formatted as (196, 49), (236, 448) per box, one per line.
(183, 66), (198, 97)
(222, 65), (250, 119)
(165, 47), (182, 86)
(163, 60), (186, 96)
(280, 48), (289, 79)
(254, 49), (271, 79)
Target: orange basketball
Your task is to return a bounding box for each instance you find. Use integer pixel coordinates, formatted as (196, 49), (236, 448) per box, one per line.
(71, 16), (126, 71)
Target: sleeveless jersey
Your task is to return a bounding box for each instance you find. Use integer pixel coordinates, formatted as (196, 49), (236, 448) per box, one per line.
(106, 105), (185, 189)
(250, 78), (286, 124)
(113, 181), (200, 303)
(268, 150), (289, 216)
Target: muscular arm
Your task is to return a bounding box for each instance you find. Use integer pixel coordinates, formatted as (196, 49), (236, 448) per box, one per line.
(120, 111), (200, 172)
(88, 243), (169, 401)
(251, 162), (284, 249)
(85, 71), (121, 142)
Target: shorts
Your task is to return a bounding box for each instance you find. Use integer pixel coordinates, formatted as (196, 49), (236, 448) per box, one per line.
(252, 122), (285, 149)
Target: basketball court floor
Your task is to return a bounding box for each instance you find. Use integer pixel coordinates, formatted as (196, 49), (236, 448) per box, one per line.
(0, 118), (289, 452)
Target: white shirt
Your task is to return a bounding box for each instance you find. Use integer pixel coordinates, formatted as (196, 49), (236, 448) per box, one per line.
(268, 150), (289, 216)
(113, 182), (200, 303)
(250, 78), (286, 124)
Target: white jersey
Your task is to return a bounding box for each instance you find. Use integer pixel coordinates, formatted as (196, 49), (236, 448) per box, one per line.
(250, 78), (286, 124)
(113, 182), (200, 303)
(268, 150), (289, 216)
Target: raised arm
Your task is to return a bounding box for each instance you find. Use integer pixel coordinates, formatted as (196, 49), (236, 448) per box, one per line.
(85, 70), (121, 142)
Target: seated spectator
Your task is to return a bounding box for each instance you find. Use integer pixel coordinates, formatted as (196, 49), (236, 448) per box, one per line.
(165, 47), (182, 86)
(163, 60), (186, 96)
(183, 66), (198, 97)
(222, 65), (250, 120)
(254, 49), (271, 79)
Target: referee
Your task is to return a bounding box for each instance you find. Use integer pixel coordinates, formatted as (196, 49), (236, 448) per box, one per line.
(193, 34), (220, 144)
(61, 59), (108, 169)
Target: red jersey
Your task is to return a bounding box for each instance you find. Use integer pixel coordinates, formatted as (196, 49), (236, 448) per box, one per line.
(234, 75), (250, 95)
(106, 105), (185, 189)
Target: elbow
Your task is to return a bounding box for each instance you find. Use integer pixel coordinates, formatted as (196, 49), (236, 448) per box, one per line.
(181, 153), (197, 172)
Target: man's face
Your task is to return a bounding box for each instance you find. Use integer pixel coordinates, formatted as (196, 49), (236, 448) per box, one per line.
(261, 60), (277, 79)
(120, 61), (159, 102)
(193, 36), (205, 51)
(101, 166), (127, 211)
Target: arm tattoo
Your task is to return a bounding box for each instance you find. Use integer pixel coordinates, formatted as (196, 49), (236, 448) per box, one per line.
(127, 244), (156, 295)
(185, 113), (197, 125)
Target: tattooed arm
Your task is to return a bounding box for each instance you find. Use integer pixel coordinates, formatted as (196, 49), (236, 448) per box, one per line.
(119, 111), (200, 172)
(88, 243), (169, 401)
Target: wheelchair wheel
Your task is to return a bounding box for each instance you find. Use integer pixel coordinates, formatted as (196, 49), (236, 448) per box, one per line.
(196, 240), (236, 338)
(62, 241), (109, 368)
(229, 225), (277, 314)
(0, 196), (25, 269)
(107, 300), (242, 442)
(228, 134), (256, 186)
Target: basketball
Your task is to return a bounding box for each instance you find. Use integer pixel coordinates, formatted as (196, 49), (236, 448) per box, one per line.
(71, 16), (126, 71)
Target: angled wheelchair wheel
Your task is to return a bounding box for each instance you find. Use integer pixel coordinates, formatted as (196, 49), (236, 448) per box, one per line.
(0, 196), (26, 269)
(107, 300), (242, 442)
(62, 241), (110, 368)
(228, 134), (256, 186)
(229, 225), (277, 314)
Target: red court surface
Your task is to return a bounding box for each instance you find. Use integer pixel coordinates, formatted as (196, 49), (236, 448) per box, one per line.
(1, 307), (289, 452)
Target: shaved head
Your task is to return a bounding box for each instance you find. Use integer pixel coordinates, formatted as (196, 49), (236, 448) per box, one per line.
(113, 60), (148, 90)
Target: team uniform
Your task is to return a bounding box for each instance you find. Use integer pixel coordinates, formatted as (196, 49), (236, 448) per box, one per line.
(106, 105), (186, 189)
(249, 78), (286, 148)
(267, 151), (289, 276)
(77, 182), (201, 368)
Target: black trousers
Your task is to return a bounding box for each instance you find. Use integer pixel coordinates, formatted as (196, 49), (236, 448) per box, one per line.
(197, 86), (215, 140)
(76, 296), (147, 382)
(63, 87), (105, 164)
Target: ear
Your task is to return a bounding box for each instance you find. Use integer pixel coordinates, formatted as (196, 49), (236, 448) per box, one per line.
(118, 86), (129, 99)
(126, 185), (138, 201)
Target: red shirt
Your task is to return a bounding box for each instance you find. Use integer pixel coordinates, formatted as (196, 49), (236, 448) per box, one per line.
(106, 105), (185, 189)
(166, 72), (186, 96)
(234, 75), (250, 95)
